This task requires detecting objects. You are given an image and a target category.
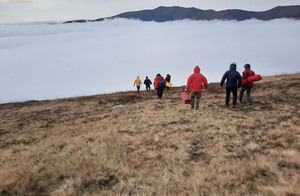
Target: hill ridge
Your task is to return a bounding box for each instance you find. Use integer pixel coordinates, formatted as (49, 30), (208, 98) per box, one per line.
(64, 5), (300, 23)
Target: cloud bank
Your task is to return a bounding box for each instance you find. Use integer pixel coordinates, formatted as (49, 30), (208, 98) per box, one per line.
(0, 19), (299, 103)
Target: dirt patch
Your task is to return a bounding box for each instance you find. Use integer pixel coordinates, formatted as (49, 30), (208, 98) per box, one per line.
(188, 151), (211, 165)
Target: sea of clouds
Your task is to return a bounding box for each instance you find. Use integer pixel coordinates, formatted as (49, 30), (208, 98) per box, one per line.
(0, 19), (299, 103)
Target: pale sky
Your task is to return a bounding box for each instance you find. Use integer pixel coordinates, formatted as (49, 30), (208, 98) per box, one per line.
(1, 0), (300, 23)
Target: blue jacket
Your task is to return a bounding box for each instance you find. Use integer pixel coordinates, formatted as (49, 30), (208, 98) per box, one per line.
(220, 63), (242, 88)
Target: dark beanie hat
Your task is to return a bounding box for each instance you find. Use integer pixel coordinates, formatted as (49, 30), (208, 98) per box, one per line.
(244, 64), (250, 68)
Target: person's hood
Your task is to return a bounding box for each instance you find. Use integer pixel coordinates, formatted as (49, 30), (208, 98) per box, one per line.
(230, 63), (236, 71)
(136, 76), (140, 79)
(194, 66), (200, 73)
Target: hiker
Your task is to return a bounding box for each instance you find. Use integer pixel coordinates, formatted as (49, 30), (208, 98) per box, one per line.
(134, 76), (142, 94)
(165, 74), (171, 90)
(144, 76), (152, 91)
(185, 66), (208, 110)
(220, 63), (242, 108)
(154, 73), (167, 99)
(238, 64), (255, 105)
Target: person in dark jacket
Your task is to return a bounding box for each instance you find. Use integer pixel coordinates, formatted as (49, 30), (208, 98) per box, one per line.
(165, 74), (171, 90)
(154, 74), (167, 99)
(238, 64), (255, 105)
(144, 76), (152, 91)
(220, 63), (242, 108)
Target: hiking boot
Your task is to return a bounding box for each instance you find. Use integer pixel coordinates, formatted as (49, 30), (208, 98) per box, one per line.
(232, 104), (236, 108)
(247, 102), (252, 105)
(237, 100), (241, 104)
(190, 106), (194, 110)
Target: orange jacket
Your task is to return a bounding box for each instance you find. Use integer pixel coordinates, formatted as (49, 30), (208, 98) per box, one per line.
(186, 66), (208, 92)
(154, 76), (167, 89)
(242, 68), (255, 87)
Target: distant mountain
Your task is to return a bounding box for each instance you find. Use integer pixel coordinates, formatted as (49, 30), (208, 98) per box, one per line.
(64, 5), (300, 23)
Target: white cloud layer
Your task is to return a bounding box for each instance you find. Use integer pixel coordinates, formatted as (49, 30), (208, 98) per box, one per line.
(0, 19), (300, 103)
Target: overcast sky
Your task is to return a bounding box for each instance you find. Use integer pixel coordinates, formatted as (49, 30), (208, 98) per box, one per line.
(1, 0), (300, 23)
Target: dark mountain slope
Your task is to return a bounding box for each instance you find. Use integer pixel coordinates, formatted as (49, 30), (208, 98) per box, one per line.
(64, 5), (300, 23)
(255, 5), (300, 20)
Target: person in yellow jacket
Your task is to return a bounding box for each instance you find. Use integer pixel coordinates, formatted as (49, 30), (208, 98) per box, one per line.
(134, 76), (142, 94)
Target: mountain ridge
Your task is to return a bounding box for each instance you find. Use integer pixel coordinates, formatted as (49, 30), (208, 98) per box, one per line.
(64, 5), (300, 23)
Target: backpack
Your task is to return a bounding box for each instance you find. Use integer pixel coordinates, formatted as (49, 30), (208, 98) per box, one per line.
(159, 78), (166, 88)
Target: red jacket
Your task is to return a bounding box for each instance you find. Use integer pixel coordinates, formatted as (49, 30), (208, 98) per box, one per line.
(154, 76), (167, 89)
(186, 66), (208, 92)
(242, 68), (255, 87)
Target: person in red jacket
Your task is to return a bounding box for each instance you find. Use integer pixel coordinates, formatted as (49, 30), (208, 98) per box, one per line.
(154, 73), (167, 99)
(238, 64), (255, 105)
(185, 66), (208, 110)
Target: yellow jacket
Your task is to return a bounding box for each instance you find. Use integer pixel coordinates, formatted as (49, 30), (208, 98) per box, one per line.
(134, 76), (142, 86)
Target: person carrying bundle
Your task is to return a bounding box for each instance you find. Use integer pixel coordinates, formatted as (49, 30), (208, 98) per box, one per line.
(238, 64), (255, 105)
(165, 74), (171, 90)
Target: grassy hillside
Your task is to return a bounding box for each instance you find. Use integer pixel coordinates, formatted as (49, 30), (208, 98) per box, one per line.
(0, 73), (299, 196)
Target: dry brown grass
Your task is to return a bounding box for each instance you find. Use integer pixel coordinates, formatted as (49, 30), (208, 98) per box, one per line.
(0, 73), (299, 196)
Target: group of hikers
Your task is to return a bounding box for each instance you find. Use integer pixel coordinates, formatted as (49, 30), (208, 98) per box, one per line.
(134, 63), (256, 109)
(220, 63), (255, 108)
(134, 74), (171, 99)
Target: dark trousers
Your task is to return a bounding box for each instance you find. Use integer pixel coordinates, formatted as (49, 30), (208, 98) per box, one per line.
(137, 86), (140, 93)
(190, 91), (202, 109)
(226, 86), (237, 106)
(239, 86), (252, 103)
(146, 85), (151, 91)
(156, 87), (164, 99)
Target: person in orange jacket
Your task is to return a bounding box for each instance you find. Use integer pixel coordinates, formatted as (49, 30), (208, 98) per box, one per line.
(154, 73), (167, 99)
(134, 76), (142, 94)
(185, 66), (208, 110)
(238, 64), (255, 105)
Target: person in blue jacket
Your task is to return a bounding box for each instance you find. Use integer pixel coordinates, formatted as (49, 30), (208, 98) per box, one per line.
(220, 63), (242, 108)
